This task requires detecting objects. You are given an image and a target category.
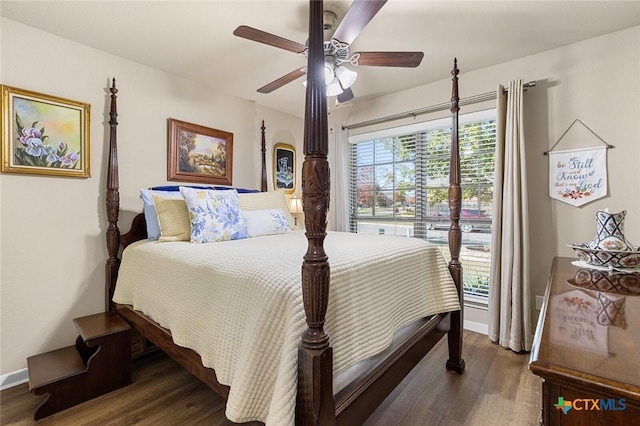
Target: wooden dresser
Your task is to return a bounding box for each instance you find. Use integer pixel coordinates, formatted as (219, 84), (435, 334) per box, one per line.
(530, 257), (640, 425)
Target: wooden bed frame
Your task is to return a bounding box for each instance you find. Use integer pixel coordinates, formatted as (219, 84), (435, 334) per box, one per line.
(105, 2), (465, 424)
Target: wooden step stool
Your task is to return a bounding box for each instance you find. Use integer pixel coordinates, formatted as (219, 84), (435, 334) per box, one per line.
(27, 311), (132, 420)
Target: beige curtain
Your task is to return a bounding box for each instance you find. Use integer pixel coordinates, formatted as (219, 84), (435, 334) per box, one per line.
(488, 80), (531, 352)
(328, 125), (349, 232)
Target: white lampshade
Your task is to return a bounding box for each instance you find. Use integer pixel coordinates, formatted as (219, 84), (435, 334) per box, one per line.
(325, 78), (344, 96)
(323, 63), (334, 83)
(336, 66), (357, 89)
(288, 195), (303, 226)
(289, 196), (303, 215)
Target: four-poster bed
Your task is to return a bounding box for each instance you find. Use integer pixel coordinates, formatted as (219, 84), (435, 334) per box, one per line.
(105, 2), (465, 424)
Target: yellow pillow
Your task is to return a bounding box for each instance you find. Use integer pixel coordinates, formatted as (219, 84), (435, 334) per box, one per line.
(151, 194), (190, 242)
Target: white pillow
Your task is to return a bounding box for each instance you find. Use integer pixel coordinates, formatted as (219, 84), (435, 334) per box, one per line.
(243, 209), (291, 237)
(238, 191), (297, 230)
(179, 187), (248, 243)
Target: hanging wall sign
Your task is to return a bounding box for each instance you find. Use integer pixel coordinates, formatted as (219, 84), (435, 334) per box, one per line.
(549, 146), (607, 206)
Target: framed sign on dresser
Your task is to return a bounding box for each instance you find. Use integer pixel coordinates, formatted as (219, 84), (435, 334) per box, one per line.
(529, 257), (640, 425)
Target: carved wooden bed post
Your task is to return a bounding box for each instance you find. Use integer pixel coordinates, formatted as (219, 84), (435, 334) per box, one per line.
(260, 119), (267, 192)
(106, 79), (120, 312)
(296, 0), (335, 424)
(446, 60), (465, 374)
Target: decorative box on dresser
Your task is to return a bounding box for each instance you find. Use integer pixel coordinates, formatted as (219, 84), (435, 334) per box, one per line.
(530, 257), (640, 425)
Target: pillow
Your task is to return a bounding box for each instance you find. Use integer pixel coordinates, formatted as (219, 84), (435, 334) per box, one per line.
(243, 209), (291, 237)
(152, 185), (259, 194)
(140, 189), (184, 241)
(213, 186), (260, 194)
(238, 191), (297, 230)
(179, 187), (248, 243)
(151, 194), (191, 242)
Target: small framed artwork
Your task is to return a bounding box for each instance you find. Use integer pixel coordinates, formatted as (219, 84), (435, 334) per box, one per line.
(1, 85), (91, 177)
(274, 142), (295, 194)
(167, 118), (233, 186)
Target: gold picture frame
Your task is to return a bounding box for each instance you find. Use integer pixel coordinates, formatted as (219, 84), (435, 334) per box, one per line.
(273, 142), (295, 194)
(1, 85), (90, 177)
(167, 118), (233, 186)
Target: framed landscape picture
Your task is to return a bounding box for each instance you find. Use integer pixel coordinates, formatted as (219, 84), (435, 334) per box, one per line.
(274, 142), (295, 194)
(1, 85), (91, 177)
(167, 118), (233, 186)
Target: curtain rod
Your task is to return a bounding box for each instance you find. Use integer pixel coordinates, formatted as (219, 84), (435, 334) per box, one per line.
(343, 81), (536, 131)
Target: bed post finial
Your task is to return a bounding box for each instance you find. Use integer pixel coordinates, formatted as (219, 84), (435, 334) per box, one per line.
(297, 1), (335, 424)
(446, 59), (465, 374)
(106, 78), (120, 311)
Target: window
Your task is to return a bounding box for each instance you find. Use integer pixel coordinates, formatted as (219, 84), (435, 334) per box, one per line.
(348, 110), (496, 301)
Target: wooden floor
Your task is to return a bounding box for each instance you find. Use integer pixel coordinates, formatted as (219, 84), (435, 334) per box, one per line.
(0, 331), (541, 425)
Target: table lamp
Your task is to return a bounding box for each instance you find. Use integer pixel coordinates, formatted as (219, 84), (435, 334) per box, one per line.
(288, 194), (303, 227)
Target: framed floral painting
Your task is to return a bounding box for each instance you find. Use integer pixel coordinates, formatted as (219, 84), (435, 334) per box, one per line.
(167, 118), (233, 186)
(274, 143), (295, 194)
(1, 85), (90, 177)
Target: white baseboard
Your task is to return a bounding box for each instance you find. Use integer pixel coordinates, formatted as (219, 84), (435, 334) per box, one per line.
(0, 368), (28, 391)
(464, 319), (488, 335)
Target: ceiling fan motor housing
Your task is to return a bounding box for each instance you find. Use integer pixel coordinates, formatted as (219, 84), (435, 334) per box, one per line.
(323, 10), (338, 39)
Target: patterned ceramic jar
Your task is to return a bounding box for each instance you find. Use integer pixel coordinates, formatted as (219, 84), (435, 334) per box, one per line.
(588, 210), (634, 251)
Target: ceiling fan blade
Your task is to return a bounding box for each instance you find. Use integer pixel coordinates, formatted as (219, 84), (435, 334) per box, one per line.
(233, 26), (307, 54)
(257, 68), (306, 93)
(355, 51), (424, 67)
(337, 87), (354, 103)
(332, 0), (387, 45)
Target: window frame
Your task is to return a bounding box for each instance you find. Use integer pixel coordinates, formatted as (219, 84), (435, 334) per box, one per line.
(348, 109), (497, 302)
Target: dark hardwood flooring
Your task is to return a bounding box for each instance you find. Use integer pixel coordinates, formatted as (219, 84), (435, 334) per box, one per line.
(0, 331), (541, 425)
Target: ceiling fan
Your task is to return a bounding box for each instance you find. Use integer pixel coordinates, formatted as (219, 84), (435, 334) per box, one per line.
(233, 0), (423, 103)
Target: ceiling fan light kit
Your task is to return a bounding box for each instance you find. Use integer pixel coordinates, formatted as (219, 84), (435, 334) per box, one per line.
(233, 0), (423, 102)
(302, 62), (357, 97)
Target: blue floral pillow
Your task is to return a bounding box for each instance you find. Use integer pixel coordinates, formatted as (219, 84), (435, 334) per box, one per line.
(179, 187), (248, 243)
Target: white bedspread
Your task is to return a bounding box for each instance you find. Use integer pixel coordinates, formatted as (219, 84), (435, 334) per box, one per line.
(113, 231), (460, 425)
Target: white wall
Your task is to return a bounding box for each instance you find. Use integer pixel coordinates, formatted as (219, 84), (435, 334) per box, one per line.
(346, 25), (640, 331)
(0, 18), (302, 376)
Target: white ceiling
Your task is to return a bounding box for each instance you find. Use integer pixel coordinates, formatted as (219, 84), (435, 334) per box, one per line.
(2, 1), (640, 118)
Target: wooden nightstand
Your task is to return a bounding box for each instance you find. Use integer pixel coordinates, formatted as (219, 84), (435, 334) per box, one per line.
(529, 257), (640, 425)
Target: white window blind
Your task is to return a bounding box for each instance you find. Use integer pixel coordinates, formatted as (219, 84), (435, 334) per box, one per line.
(348, 110), (496, 299)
